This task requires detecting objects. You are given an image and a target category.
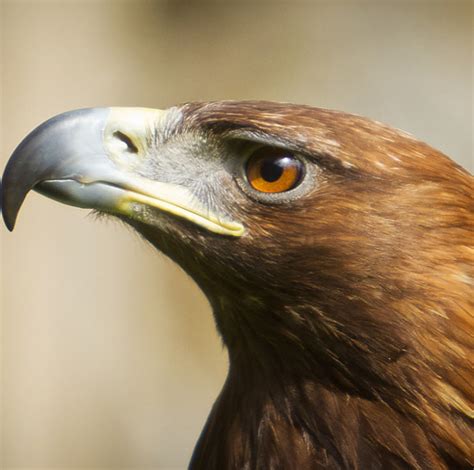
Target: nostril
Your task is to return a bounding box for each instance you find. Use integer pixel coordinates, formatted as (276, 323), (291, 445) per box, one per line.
(113, 131), (139, 154)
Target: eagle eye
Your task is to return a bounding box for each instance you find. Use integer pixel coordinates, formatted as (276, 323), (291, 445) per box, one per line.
(246, 147), (303, 193)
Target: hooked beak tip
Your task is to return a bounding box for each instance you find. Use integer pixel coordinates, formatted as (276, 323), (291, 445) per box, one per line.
(0, 180), (14, 231)
(1, 108), (110, 231)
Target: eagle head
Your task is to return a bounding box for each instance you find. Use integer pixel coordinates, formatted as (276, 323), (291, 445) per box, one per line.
(2, 101), (472, 469)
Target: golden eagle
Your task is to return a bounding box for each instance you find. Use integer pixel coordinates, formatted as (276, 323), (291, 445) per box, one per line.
(2, 101), (473, 469)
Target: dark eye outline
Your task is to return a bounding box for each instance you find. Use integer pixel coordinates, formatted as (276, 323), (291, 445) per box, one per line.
(234, 143), (315, 205)
(245, 148), (304, 194)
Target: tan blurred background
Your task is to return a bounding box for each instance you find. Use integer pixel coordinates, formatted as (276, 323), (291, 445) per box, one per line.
(0, 0), (472, 468)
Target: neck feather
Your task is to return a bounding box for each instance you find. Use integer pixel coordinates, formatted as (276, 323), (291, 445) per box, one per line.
(190, 363), (456, 470)
(189, 300), (471, 470)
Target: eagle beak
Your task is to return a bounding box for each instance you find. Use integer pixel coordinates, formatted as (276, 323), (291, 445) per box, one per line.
(1, 107), (244, 236)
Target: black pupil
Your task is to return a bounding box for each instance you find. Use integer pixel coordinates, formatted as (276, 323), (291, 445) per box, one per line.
(260, 156), (291, 182)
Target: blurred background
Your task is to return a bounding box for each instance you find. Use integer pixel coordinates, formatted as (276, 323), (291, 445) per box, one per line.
(0, 0), (472, 468)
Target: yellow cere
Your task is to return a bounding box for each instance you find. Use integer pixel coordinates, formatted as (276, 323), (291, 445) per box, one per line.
(104, 107), (168, 167)
(103, 108), (245, 237)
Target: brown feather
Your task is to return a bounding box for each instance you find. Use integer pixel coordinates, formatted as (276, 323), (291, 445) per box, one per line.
(147, 101), (472, 468)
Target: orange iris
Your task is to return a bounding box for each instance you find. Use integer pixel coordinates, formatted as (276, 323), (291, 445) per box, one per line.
(246, 147), (303, 193)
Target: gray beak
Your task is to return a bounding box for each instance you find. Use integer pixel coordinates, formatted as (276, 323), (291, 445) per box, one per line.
(2, 108), (110, 231)
(1, 107), (244, 236)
